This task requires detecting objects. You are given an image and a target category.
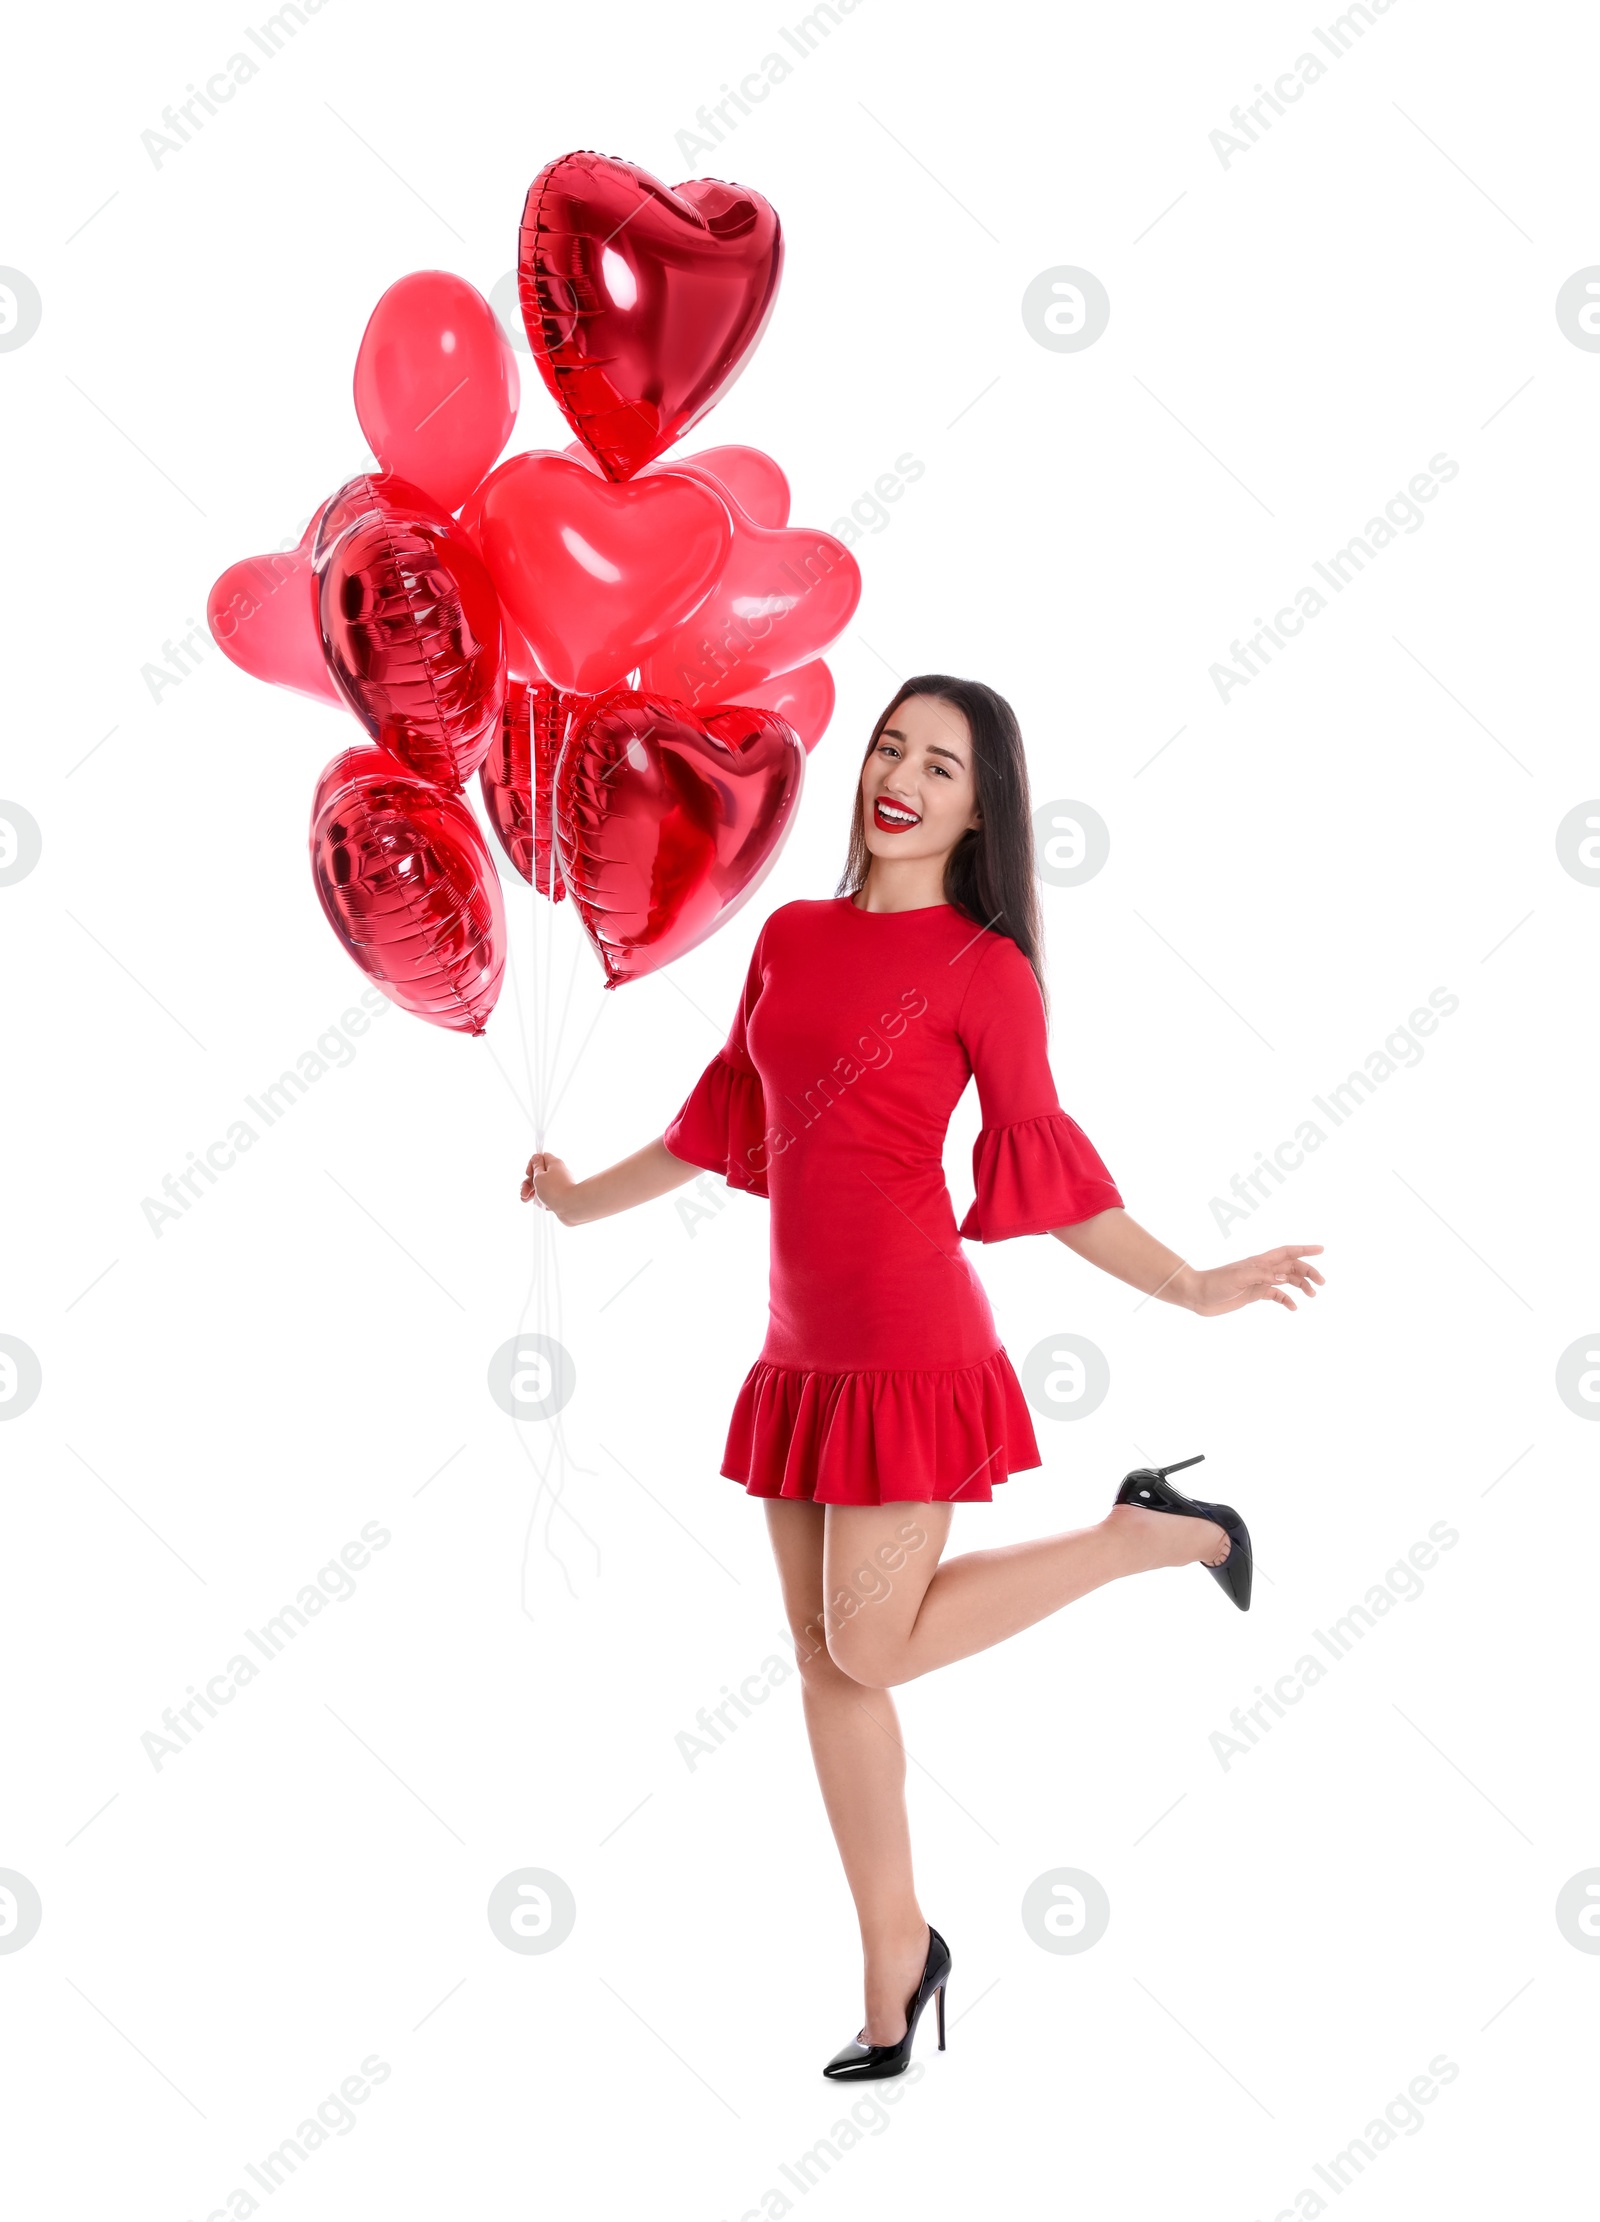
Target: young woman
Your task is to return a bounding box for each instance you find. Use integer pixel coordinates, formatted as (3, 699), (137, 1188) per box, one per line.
(521, 674), (1324, 2082)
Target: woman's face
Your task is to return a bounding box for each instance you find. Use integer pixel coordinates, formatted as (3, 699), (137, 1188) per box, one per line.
(859, 694), (980, 864)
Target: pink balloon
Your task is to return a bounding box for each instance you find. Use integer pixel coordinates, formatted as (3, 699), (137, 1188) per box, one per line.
(564, 439), (790, 525)
(207, 508), (342, 707)
(468, 452), (732, 695)
(502, 610), (541, 685)
(732, 659), (835, 751)
(639, 485), (859, 710)
(354, 272), (519, 514)
(645, 444), (791, 527)
(456, 467), (550, 683)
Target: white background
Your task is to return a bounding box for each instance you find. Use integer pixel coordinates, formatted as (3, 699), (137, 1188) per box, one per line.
(2, 0), (1596, 2214)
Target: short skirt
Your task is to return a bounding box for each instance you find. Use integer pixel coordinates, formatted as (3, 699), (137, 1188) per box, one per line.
(720, 1347), (1041, 1505)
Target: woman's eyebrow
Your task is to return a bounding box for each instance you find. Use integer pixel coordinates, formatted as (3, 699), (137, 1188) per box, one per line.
(879, 725), (965, 766)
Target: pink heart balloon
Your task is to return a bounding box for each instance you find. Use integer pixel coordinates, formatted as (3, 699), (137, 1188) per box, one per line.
(354, 272), (519, 514)
(646, 444), (790, 527)
(639, 486), (859, 711)
(731, 659), (835, 752)
(563, 439), (791, 526)
(468, 452), (732, 695)
(207, 509), (342, 706)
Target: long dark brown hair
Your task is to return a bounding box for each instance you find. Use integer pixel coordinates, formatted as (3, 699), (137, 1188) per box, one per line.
(835, 673), (1047, 1011)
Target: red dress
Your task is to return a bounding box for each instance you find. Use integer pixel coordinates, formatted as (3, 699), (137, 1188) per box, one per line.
(663, 896), (1124, 1505)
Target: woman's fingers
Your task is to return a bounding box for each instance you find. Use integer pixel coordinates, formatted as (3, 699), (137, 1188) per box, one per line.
(1263, 1247), (1324, 1293)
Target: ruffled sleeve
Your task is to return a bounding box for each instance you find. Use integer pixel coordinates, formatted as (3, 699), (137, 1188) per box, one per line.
(955, 934), (1123, 1241)
(662, 924), (771, 1198)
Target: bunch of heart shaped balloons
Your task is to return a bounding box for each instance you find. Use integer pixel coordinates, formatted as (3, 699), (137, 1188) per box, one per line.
(208, 150), (861, 1035)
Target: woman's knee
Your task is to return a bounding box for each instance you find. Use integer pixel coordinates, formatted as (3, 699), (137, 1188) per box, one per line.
(824, 1613), (904, 1689)
(785, 1603), (899, 1689)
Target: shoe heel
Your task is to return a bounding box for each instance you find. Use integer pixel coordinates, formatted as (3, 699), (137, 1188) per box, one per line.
(1157, 1453), (1205, 1479)
(935, 1982), (946, 2050)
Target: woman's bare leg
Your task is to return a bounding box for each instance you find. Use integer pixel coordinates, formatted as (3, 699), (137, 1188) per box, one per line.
(764, 1498), (943, 2045)
(823, 1498), (1231, 1688)
(762, 1493), (1231, 2037)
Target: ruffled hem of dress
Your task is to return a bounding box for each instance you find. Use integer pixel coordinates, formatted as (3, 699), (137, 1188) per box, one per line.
(662, 1050), (768, 1196)
(721, 1350), (1042, 1504)
(958, 1111), (1123, 1241)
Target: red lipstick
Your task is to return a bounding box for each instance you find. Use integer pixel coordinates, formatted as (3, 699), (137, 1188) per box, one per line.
(873, 796), (921, 833)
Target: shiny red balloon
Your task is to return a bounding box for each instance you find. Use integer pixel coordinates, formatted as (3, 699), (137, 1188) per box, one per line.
(639, 487), (859, 710)
(208, 507), (342, 707)
(479, 679), (572, 901)
(317, 493), (505, 790)
(310, 746), (506, 1034)
(354, 271), (519, 514)
(311, 472), (440, 571)
(520, 151), (783, 480)
(732, 659), (835, 752)
(554, 690), (804, 987)
(468, 451), (731, 695)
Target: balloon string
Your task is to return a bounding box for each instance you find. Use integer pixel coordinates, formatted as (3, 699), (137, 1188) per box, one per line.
(508, 857), (539, 1143)
(535, 695), (578, 1148)
(511, 718), (600, 1607)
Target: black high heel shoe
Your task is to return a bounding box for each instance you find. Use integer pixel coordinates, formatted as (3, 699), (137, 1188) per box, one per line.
(822, 1925), (950, 2081)
(1113, 1453), (1253, 1611)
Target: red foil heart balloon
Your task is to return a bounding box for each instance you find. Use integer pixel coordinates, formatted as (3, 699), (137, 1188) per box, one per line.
(467, 452), (731, 695)
(353, 271), (519, 514)
(207, 508), (342, 706)
(520, 151), (783, 481)
(479, 678), (572, 900)
(317, 490), (505, 790)
(312, 472), (441, 572)
(554, 690), (804, 987)
(639, 486), (859, 710)
(310, 746), (506, 1034)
